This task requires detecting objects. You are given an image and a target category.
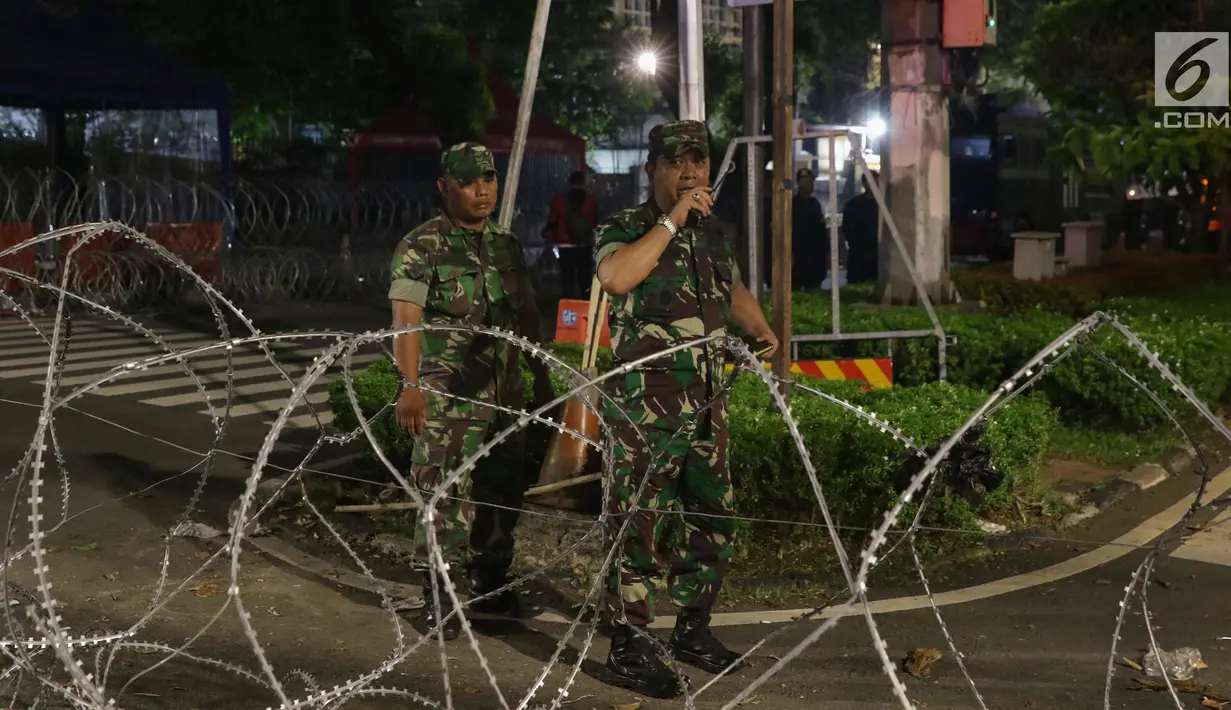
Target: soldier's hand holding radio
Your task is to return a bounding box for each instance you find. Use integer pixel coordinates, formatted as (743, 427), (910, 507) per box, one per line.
(670, 186), (713, 227)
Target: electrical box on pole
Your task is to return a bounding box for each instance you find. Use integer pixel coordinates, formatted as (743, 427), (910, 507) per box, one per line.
(942, 0), (997, 47)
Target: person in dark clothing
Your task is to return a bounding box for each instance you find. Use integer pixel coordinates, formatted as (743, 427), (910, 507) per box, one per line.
(842, 172), (881, 284)
(544, 170), (600, 298)
(791, 167), (828, 290)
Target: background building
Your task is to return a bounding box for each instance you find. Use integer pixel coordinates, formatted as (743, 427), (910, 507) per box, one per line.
(612, 0), (742, 39)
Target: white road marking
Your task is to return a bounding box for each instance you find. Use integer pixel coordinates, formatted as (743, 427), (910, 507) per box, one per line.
(530, 465), (1231, 628)
(1, 319), (382, 432)
(1170, 507), (1231, 567)
(1, 330), (200, 357)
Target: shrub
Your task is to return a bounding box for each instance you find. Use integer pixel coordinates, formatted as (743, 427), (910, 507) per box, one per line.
(952, 252), (1231, 317)
(952, 270), (1095, 318)
(1100, 284), (1231, 325)
(326, 358), (414, 463)
(330, 355), (1059, 549)
(783, 291), (1231, 431)
(1045, 312), (1231, 430)
(729, 376), (1058, 547)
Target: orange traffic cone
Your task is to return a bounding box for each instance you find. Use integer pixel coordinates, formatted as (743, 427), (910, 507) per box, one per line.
(534, 278), (606, 512)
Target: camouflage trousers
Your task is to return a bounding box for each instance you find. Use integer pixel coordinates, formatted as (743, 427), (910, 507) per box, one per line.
(408, 393), (527, 579)
(604, 404), (734, 628)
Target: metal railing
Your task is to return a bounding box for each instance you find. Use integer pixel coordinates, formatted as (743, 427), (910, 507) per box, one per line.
(712, 127), (949, 380)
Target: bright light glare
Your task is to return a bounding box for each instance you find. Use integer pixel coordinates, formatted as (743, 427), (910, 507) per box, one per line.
(866, 117), (887, 139)
(636, 51), (657, 75)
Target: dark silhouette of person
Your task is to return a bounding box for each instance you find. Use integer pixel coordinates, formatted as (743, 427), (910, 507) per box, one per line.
(842, 172), (881, 284)
(791, 167), (828, 290)
(543, 170), (599, 299)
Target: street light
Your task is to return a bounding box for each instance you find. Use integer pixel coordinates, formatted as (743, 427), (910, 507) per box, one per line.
(636, 51), (658, 75)
(866, 117), (887, 139)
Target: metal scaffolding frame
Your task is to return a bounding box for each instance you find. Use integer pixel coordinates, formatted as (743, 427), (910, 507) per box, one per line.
(712, 127), (949, 381)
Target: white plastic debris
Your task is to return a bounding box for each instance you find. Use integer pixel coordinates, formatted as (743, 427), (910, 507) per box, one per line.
(392, 597), (425, 612)
(170, 521), (223, 539)
(1143, 647), (1206, 681)
(977, 520), (1008, 535)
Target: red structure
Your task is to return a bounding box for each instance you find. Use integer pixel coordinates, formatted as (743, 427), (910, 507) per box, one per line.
(348, 50), (586, 179)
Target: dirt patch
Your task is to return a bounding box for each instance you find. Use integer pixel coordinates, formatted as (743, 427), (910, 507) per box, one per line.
(1038, 458), (1125, 491)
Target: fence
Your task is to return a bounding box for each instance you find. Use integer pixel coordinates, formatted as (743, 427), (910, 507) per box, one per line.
(0, 168), (575, 309)
(711, 127), (949, 380)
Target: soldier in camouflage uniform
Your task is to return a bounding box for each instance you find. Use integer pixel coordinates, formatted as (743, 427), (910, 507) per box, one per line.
(593, 121), (778, 697)
(389, 142), (555, 641)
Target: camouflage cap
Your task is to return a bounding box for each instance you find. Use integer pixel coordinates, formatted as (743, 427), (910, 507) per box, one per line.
(648, 120), (710, 160)
(440, 141), (497, 181)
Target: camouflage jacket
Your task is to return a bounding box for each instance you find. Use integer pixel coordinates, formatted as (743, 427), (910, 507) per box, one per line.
(593, 201), (741, 395)
(389, 213), (532, 405)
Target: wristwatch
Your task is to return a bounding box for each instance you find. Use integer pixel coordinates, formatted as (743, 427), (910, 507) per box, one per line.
(657, 214), (679, 237)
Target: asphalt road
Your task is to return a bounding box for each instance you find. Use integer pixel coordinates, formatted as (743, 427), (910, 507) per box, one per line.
(3, 313), (1231, 709)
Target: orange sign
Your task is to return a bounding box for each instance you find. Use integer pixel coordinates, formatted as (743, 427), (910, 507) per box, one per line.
(554, 299), (611, 347)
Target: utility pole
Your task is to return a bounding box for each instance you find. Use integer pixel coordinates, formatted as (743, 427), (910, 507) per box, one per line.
(499, 0), (551, 229)
(881, 0), (951, 304)
(678, 0), (705, 121)
(742, 3), (764, 298)
(770, 0), (793, 386)
(876, 0), (892, 301)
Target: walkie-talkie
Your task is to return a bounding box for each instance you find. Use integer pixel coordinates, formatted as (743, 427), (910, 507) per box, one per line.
(689, 163), (736, 225)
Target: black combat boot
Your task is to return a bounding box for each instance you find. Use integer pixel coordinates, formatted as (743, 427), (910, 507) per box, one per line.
(467, 568), (538, 618)
(668, 608), (745, 674)
(417, 571), (461, 641)
(605, 624), (689, 699)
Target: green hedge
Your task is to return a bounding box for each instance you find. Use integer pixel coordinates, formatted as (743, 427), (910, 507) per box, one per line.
(328, 347), (1059, 544)
(951, 252), (1231, 318)
(781, 291), (1231, 432)
(727, 376), (1057, 544)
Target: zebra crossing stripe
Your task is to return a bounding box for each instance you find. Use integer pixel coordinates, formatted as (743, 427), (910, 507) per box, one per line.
(1, 320), (383, 430)
(2, 331), (201, 358)
(3, 339), (222, 376)
(138, 353), (383, 406)
(211, 391), (332, 419)
(54, 353), (295, 388)
(286, 411), (335, 429)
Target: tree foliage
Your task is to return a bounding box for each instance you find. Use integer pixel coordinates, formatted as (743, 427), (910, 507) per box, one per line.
(1019, 0), (1231, 255)
(673, 1), (882, 126)
(105, 0), (884, 160)
(478, 1), (656, 146)
(109, 0), (640, 147)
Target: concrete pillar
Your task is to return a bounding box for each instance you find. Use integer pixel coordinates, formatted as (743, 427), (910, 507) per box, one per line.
(1061, 220), (1104, 268)
(880, 0), (951, 305)
(1012, 231), (1061, 281)
(678, 0), (705, 121)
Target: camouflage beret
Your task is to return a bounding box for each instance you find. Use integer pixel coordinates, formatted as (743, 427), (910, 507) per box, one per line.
(648, 120), (710, 160)
(440, 141), (497, 181)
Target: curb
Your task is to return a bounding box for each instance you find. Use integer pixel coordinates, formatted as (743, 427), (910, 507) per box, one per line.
(230, 464), (1231, 630)
(1062, 444), (1201, 528)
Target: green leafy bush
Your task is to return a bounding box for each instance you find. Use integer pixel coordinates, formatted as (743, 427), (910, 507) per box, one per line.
(952, 270), (1095, 318)
(728, 376), (1057, 547)
(327, 358), (414, 463)
(782, 291), (1231, 431)
(329, 354), (1058, 549)
(951, 252), (1231, 318)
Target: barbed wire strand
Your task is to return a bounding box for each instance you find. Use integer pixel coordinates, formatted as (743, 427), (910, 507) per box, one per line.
(0, 222), (1228, 709)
